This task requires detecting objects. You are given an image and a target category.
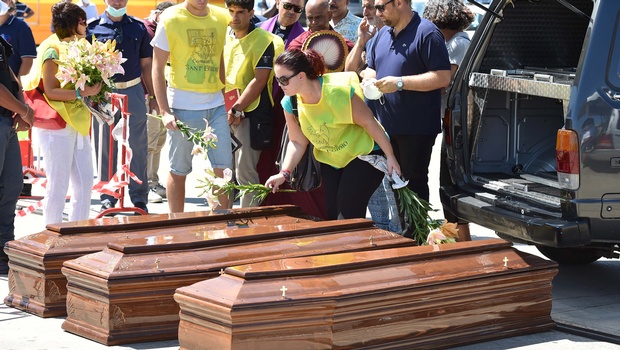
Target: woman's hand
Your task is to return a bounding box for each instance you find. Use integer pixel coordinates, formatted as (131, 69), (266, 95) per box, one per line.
(265, 173), (286, 193)
(79, 82), (103, 97)
(386, 154), (402, 179)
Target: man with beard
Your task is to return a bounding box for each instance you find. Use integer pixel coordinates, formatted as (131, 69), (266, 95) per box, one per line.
(344, 0), (401, 233)
(363, 0), (451, 237)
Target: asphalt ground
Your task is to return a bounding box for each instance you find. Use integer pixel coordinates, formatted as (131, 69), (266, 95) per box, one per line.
(2, 135), (620, 349)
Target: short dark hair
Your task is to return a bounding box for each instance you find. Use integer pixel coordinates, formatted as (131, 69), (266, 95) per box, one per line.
(155, 1), (174, 12)
(422, 0), (475, 31)
(51, 1), (87, 40)
(225, 0), (254, 12)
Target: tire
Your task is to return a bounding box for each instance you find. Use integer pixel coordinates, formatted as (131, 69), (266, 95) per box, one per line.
(536, 245), (603, 265)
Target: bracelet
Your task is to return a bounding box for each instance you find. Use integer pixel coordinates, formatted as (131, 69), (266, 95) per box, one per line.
(280, 169), (291, 181)
(148, 95), (156, 100)
(24, 105), (31, 119)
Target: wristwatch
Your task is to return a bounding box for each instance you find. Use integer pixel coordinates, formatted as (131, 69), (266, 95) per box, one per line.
(396, 77), (404, 92)
(231, 108), (243, 118)
(75, 89), (82, 100)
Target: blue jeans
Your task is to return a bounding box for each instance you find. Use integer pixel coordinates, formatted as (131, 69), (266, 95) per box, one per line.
(368, 175), (402, 233)
(168, 106), (233, 175)
(0, 117), (23, 260)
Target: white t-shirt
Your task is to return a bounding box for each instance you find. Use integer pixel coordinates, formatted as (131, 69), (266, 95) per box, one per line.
(151, 24), (224, 110)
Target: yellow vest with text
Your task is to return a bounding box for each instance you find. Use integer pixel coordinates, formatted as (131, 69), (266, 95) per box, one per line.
(159, 4), (230, 93)
(22, 35), (91, 136)
(297, 72), (374, 168)
(224, 28), (284, 111)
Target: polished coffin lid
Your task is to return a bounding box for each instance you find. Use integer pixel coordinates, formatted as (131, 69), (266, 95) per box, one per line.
(4, 205), (308, 317)
(60, 220), (411, 345)
(175, 239), (558, 349)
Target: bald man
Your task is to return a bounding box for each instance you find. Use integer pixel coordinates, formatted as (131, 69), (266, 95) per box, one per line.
(288, 0), (354, 52)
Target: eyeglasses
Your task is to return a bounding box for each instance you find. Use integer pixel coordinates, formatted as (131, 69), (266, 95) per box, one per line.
(374, 0), (394, 12)
(282, 2), (303, 13)
(114, 27), (123, 44)
(275, 71), (300, 86)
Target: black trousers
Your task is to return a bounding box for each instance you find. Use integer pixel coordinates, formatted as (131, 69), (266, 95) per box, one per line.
(321, 157), (385, 220)
(390, 134), (436, 234)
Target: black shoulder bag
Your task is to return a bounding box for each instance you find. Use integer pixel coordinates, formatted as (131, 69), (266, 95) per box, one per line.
(276, 97), (321, 191)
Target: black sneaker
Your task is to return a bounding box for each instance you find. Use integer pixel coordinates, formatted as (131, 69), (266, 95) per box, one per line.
(100, 199), (116, 216)
(0, 260), (9, 274)
(134, 202), (149, 214)
(150, 183), (167, 198)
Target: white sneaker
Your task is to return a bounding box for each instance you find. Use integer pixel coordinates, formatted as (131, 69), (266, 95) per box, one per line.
(148, 188), (163, 203)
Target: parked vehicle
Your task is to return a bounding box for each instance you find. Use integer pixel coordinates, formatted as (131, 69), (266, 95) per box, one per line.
(441, 0), (620, 264)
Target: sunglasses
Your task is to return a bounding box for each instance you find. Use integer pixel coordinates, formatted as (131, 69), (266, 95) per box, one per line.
(275, 71), (300, 86)
(282, 2), (303, 13)
(374, 0), (394, 12)
(114, 27), (123, 44)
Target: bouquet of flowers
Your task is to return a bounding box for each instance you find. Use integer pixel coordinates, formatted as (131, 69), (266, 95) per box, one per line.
(358, 155), (459, 245)
(55, 35), (126, 124)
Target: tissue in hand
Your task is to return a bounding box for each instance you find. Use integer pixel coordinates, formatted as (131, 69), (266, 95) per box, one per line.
(362, 79), (382, 100)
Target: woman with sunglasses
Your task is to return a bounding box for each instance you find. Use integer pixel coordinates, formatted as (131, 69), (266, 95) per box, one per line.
(265, 48), (401, 220)
(22, 1), (102, 225)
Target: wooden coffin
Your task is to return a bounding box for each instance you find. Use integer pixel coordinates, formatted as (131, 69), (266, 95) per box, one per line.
(60, 219), (412, 345)
(4, 205), (307, 317)
(175, 239), (558, 350)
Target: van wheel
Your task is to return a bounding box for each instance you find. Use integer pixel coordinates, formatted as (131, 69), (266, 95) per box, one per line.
(536, 246), (602, 264)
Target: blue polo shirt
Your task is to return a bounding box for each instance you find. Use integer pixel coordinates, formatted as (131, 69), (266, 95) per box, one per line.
(86, 14), (152, 82)
(0, 16), (36, 74)
(366, 12), (450, 136)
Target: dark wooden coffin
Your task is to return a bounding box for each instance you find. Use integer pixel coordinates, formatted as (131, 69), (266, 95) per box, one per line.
(174, 239), (558, 350)
(60, 219), (412, 345)
(4, 205), (307, 317)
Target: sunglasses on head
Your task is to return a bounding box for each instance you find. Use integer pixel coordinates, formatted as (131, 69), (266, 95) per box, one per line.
(282, 2), (303, 13)
(374, 0), (394, 12)
(275, 71), (300, 86)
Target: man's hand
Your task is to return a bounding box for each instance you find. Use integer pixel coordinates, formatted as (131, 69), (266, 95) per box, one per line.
(161, 111), (178, 130)
(375, 76), (400, 94)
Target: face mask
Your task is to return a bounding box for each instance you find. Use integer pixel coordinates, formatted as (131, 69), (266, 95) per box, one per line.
(0, 2), (9, 16)
(106, 5), (126, 17)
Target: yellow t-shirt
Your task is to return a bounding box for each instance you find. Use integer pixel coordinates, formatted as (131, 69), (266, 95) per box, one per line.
(159, 4), (230, 93)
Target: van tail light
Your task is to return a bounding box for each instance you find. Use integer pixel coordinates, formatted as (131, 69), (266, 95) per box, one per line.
(443, 108), (452, 146)
(556, 129), (580, 190)
(595, 134), (614, 149)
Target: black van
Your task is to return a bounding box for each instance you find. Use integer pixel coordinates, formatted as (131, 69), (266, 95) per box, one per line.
(441, 0), (620, 264)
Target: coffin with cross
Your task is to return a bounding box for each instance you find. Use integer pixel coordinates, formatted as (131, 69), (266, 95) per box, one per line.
(174, 239), (558, 349)
(3, 205), (309, 317)
(59, 219), (413, 345)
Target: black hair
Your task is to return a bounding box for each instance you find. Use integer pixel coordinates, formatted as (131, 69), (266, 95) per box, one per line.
(225, 0), (254, 12)
(51, 1), (87, 40)
(422, 0), (475, 31)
